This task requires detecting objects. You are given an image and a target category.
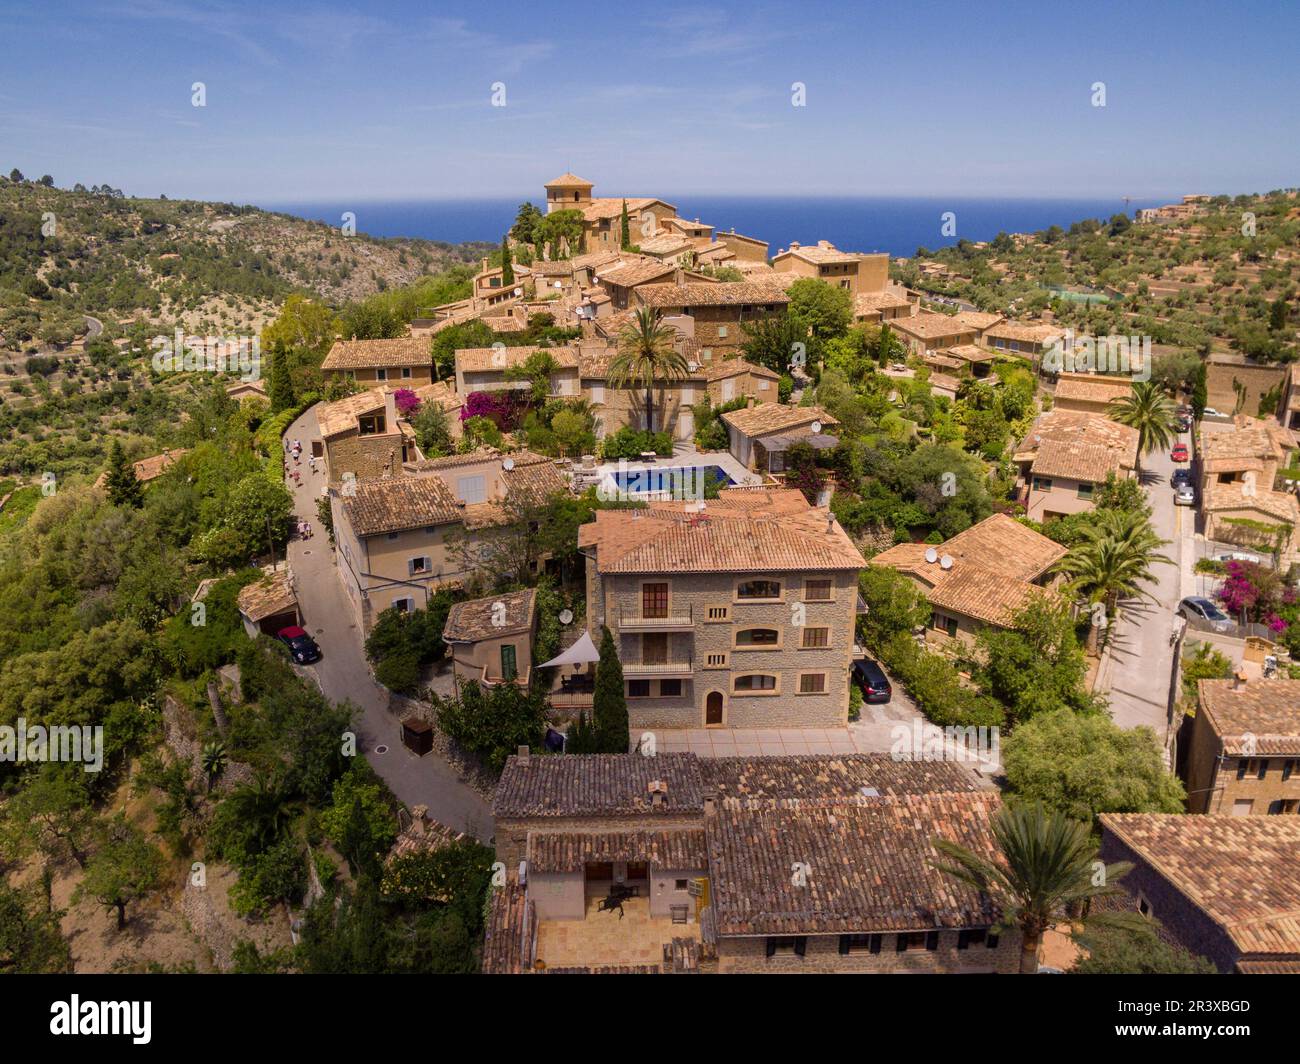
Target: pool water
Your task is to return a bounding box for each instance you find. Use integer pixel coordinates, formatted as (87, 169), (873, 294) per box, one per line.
(608, 464), (735, 497)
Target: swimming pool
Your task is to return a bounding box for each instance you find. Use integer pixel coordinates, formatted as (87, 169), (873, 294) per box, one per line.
(605, 464), (736, 499)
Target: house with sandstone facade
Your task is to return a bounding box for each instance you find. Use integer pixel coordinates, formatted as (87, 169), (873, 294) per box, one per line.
(321, 337), (436, 387)
(1012, 409), (1139, 522)
(576, 487), (866, 731)
(482, 751), (1018, 974)
(771, 240), (889, 295)
(1182, 677), (1300, 816)
(316, 382), (462, 488)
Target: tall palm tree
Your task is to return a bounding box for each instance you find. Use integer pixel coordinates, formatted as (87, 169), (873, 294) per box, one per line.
(932, 802), (1134, 973)
(610, 307), (689, 436)
(1108, 380), (1177, 476)
(1056, 507), (1173, 627)
(200, 741), (228, 793)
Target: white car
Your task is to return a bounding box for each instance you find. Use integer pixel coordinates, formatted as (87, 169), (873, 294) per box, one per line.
(1175, 483), (1196, 506)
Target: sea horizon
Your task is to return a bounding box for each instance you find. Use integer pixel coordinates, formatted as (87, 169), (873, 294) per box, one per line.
(259, 194), (1177, 259)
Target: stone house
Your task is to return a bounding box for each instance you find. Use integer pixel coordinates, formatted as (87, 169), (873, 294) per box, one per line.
(317, 382), (462, 488)
(1199, 417), (1300, 564)
(1183, 677), (1300, 815)
(1049, 371), (1134, 415)
(632, 280), (790, 356)
(888, 311), (983, 355)
(320, 336), (435, 388)
(576, 487), (865, 730)
(720, 402), (839, 472)
(483, 752), (1018, 974)
(771, 240), (888, 295)
(443, 587), (537, 689)
(1099, 813), (1300, 973)
(870, 513), (1066, 649)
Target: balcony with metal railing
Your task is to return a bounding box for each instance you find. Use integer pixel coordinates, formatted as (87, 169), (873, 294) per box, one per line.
(617, 604), (694, 631)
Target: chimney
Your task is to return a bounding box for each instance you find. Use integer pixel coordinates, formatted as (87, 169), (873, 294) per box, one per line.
(1233, 671), (1247, 690)
(703, 790), (717, 815)
(673, 266), (685, 285)
(746, 395), (756, 408)
(517, 745), (531, 765)
(383, 388), (398, 428)
(411, 804), (429, 835)
(789, 240), (801, 249)
(826, 513), (835, 534)
(648, 779), (668, 808)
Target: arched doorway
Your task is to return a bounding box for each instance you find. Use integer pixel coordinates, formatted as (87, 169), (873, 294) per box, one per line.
(705, 690), (724, 727)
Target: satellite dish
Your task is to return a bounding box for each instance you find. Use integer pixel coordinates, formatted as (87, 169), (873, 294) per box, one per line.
(924, 547), (938, 564)
(811, 420), (822, 434)
(513, 287), (523, 297)
(502, 457), (515, 471)
(940, 554), (954, 569)
(558, 608), (574, 625)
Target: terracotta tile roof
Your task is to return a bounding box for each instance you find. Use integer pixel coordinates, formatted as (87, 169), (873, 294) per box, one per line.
(921, 352), (964, 371)
(1101, 813), (1300, 958)
(481, 880), (534, 974)
(545, 172), (594, 188)
(530, 259), (573, 276)
(526, 828), (707, 874)
(890, 311), (977, 340)
(1198, 678), (1300, 755)
(871, 514), (1063, 627)
(638, 234), (693, 256)
(322, 336), (430, 371)
(982, 321), (1063, 344)
(928, 372), (961, 392)
(707, 791), (1004, 936)
(635, 280), (790, 308)
(236, 568), (297, 623)
(1236, 959), (1300, 974)
(720, 403), (838, 438)
(578, 488), (866, 575)
(387, 811), (468, 861)
(317, 388), (391, 439)
(596, 260), (676, 288)
(1052, 373), (1134, 406)
(946, 343), (996, 364)
(133, 448), (189, 482)
(1201, 424), (1288, 465)
(854, 291), (912, 314)
(570, 250), (622, 270)
(341, 475), (463, 537)
(704, 357), (779, 383)
(1014, 409), (1139, 477)
(1203, 483), (1300, 524)
(455, 345), (579, 374)
(775, 243), (864, 265)
(700, 754), (980, 800)
(581, 197), (672, 223)
(443, 588), (537, 643)
(951, 311), (1004, 332)
(493, 753), (704, 818)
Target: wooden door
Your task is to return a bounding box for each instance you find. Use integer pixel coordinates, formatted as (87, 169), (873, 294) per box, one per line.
(706, 690), (724, 726)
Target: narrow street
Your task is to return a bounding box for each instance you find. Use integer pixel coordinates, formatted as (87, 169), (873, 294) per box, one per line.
(1103, 423), (1195, 738)
(280, 406), (493, 839)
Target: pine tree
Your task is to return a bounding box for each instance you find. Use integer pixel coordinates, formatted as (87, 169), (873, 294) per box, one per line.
(500, 236), (514, 286)
(619, 199), (630, 250)
(104, 440), (143, 508)
(592, 626), (629, 753)
(268, 350), (295, 412)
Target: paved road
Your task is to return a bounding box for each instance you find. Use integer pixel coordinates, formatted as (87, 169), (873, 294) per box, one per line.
(281, 407), (493, 839)
(1104, 426), (1194, 738)
(83, 314), (103, 339)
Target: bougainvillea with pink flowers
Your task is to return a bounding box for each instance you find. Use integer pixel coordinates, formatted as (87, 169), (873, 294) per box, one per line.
(1217, 560), (1296, 626)
(394, 388), (421, 415)
(461, 390), (523, 430)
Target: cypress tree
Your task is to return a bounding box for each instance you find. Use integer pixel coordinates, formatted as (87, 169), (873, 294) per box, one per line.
(619, 199), (630, 250)
(268, 349), (295, 412)
(104, 439), (143, 508)
(592, 626), (629, 753)
(500, 236), (514, 286)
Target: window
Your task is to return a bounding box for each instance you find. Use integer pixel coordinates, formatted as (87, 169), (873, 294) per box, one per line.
(734, 674), (777, 693)
(456, 475), (487, 505)
(700, 348), (712, 361)
(500, 644), (517, 681)
(896, 932), (931, 952)
(705, 653), (728, 668)
(735, 628), (779, 647)
(737, 579), (781, 600)
(1232, 799), (1254, 816)
(838, 934), (881, 955)
(659, 679), (682, 697)
(804, 578), (833, 601)
(392, 597), (414, 614)
(642, 582), (669, 619)
(706, 605), (729, 622)
(799, 673), (827, 694)
(957, 929), (988, 949)
(408, 556), (431, 576)
(590, 384), (605, 404)
(931, 613), (958, 638)
(1031, 477), (1052, 493)
(680, 384), (695, 404)
(386, 532), (400, 541)
(717, 325), (728, 339)
(1137, 894), (1153, 918)
(765, 936), (806, 957)
(1284, 760), (1297, 781)
(628, 680), (651, 698)
(675, 879), (689, 891)
(359, 414), (386, 436)
(802, 627), (829, 649)
(1077, 482), (1094, 500)
(401, 367), (412, 379)
(1237, 758), (1267, 780)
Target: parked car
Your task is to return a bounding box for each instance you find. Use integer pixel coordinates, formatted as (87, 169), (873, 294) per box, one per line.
(1215, 550), (1264, 565)
(1178, 414), (1192, 431)
(852, 658), (892, 703)
(1175, 483), (1196, 506)
(1179, 597), (1231, 632)
(1171, 468), (1192, 487)
(1171, 443), (1189, 462)
(1203, 407), (1224, 418)
(277, 625), (322, 664)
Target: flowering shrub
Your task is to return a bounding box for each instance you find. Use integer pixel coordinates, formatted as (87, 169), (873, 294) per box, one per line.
(1217, 560), (1296, 625)
(393, 388), (421, 415)
(461, 390), (523, 430)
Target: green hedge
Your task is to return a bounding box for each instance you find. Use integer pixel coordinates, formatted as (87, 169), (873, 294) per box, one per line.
(876, 632), (1005, 729)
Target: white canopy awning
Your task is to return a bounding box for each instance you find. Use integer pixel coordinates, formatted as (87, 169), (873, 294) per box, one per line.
(538, 629), (600, 668)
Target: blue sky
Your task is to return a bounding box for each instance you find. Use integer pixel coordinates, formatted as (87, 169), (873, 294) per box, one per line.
(1, 0), (1297, 204)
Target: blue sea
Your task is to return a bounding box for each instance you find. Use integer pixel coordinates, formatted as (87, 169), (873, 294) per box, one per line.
(261, 195), (1173, 258)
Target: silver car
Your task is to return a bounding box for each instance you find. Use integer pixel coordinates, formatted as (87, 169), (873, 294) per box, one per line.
(1179, 596), (1231, 633)
(1175, 483), (1196, 506)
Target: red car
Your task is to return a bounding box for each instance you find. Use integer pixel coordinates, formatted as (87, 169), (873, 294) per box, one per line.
(1171, 443), (1189, 462)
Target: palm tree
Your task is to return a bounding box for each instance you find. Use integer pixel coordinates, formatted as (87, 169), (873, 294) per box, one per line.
(610, 307), (689, 436)
(932, 802), (1134, 973)
(1056, 508), (1173, 638)
(226, 772), (295, 849)
(1109, 380), (1177, 476)
(200, 741), (228, 793)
